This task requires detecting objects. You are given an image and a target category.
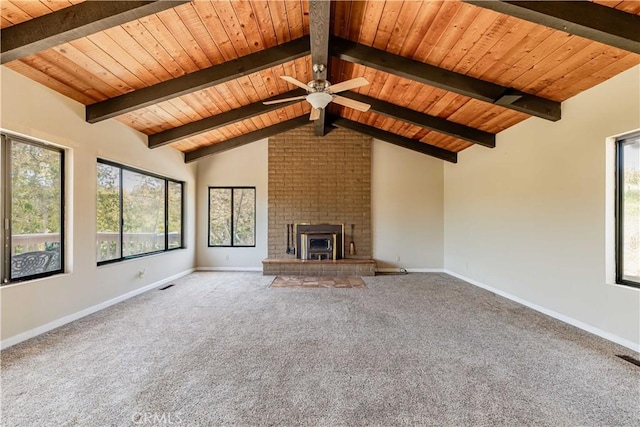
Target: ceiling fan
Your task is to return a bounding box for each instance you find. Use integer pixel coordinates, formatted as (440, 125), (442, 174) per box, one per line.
(264, 64), (371, 120)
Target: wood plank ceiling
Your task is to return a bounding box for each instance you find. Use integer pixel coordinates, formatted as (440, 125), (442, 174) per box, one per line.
(1, 0), (639, 163)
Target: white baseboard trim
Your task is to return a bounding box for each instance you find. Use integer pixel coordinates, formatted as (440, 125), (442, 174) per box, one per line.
(444, 269), (640, 353)
(406, 268), (445, 273)
(196, 266), (262, 272)
(1, 268), (195, 350)
(376, 267), (445, 273)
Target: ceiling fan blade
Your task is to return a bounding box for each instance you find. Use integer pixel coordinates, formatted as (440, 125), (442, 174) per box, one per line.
(328, 77), (369, 93)
(262, 95), (307, 105)
(309, 107), (320, 121)
(332, 95), (371, 112)
(280, 75), (311, 91)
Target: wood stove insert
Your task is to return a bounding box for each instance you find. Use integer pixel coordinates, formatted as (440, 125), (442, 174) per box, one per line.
(294, 223), (344, 260)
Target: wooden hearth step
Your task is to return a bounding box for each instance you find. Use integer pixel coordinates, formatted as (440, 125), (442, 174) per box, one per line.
(262, 259), (376, 277)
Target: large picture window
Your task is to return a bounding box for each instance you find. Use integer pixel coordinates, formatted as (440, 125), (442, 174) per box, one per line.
(96, 160), (183, 265)
(2, 133), (64, 284)
(616, 133), (640, 288)
(208, 187), (255, 247)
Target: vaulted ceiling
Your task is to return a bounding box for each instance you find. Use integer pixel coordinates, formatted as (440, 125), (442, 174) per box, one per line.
(2, 0), (639, 163)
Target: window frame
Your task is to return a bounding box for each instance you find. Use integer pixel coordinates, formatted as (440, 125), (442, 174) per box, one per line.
(615, 132), (640, 289)
(96, 159), (184, 266)
(167, 180), (184, 250)
(208, 186), (256, 248)
(2, 133), (65, 284)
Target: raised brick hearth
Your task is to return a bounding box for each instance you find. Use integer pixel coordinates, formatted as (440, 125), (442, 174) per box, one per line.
(262, 259), (376, 276)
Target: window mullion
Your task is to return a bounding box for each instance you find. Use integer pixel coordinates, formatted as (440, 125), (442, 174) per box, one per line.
(616, 140), (624, 284)
(179, 182), (184, 249)
(229, 188), (236, 246)
(119, 167), (124, 260)
(2, 135), (11, 283)
(164, 179), (169, 251)
(59, 147), (65, 274)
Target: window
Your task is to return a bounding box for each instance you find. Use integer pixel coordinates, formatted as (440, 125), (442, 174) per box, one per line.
(2, 133), (64, 284)
(96, 160), (183, 265)
(616, 133), (640, 288)
(208, 187), (255, 247)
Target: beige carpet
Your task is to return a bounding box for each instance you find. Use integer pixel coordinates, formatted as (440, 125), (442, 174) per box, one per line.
(2, 272), (639, 426)
(270, 275), (366, 288)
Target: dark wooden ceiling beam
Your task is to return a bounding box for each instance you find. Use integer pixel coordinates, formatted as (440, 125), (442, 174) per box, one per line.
(341, 91), (495, 148)
(309, 0), (331, 136)
(149, 89), (307, 148)
(329, 116), (457, 163)
(464, 1), (640, 54)
(331, 37), (561, 122)
(184, 116), (309, 163)
(86, 36), (311, 123)
(1, 1), (190, 64)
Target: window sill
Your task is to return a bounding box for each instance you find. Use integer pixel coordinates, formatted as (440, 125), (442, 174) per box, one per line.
(1, 272), (71, 290)
(97, 247), (186, 268)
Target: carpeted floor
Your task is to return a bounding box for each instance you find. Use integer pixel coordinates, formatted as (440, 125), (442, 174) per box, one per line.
(1, 272), (639, 426)
(270, 275), (367, 288)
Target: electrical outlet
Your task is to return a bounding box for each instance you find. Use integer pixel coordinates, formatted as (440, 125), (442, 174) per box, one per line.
(225, 254), (230, 261)
(396, 256), (401, 262)
(138, 269), (146, 279)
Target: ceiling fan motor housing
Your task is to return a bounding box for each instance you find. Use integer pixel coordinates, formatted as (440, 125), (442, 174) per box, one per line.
(308, 79), (331, 92)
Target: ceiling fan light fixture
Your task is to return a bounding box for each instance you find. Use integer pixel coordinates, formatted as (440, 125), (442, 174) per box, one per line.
(306, 92), (333, 109)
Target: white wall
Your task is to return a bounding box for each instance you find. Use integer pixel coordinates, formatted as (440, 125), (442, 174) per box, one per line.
(0, 67), (197, 345)
(444, 65), (640, 349)
(195, 139), (269, 269)
(372, 140), (444, 270)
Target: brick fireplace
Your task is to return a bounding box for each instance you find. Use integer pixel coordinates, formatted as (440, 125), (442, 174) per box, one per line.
(263, 125), (375, 276)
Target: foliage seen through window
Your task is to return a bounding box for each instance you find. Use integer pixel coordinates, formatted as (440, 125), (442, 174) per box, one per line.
(209, 187), (255, 247)
(96, 160), (183, 264)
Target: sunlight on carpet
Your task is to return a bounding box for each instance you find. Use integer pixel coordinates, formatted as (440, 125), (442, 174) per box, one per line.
(270, 276), (366, 288)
